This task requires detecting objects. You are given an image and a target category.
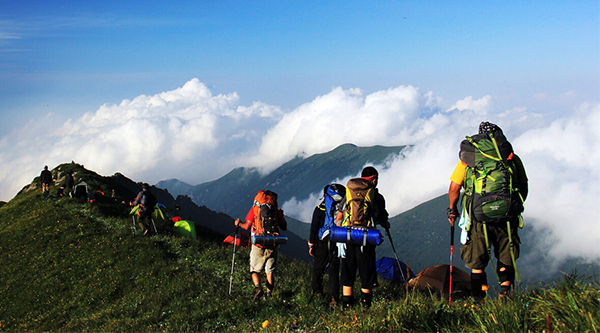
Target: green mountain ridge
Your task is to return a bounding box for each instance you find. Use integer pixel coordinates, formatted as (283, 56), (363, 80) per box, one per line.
(182, 143), (406, 220)
(155, 178), (193, 198)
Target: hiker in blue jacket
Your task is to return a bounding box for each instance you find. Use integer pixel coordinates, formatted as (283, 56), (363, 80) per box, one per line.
(308, 183), (345, 306)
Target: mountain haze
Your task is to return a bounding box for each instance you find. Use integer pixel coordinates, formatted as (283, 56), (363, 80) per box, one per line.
(180, 143), (406, 221)
(155, 179), (193, 198)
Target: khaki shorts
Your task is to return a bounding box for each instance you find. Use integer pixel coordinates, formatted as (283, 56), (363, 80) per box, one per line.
(460, 220), (520, 270)
(250, 245), (278, 274)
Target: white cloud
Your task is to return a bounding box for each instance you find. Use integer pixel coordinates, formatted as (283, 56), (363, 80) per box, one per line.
(447, 95), (493, 114)
(1, 78), (598, 269)
(559, 90), (578, 102)
(512, 101), (600, 264)
(0, 78), (282, 198)
(250, 85), (433, 173)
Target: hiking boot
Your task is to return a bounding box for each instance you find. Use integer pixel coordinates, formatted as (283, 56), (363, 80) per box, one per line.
(253, 286), (264, 300)
(265, 292), (272, 299)
(361, 292), (372, 309)
(342, 296), (354, 310)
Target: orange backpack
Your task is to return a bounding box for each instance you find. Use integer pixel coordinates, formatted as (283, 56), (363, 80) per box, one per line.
(252, 190), (279, 236)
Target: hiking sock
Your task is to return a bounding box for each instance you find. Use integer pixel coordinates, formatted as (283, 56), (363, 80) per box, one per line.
(361, 292), (372, 309)
(497, 263), (515, 287)
(470, 272), (488, 299)
(342, 295), (354, 309)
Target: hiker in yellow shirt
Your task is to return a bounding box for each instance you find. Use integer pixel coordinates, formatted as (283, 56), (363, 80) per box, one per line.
(447, 122), (528, 301)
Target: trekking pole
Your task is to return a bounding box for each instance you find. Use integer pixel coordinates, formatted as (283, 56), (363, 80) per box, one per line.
(449, 224), (455, 307)
(228, 225), (239, 296)
(151, 218), (158, 235)
(131, 215), (137, 235)
(386, 229), (406, 282)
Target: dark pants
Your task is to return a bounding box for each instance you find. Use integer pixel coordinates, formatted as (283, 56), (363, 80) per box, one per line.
(461, 219), (520, 270)
(341, 244), (378, 291)
(312, 238), (340, 302)
(138, 207), (155, 234)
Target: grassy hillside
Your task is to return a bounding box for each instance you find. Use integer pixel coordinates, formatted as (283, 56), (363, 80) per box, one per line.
(2, 164), (598, 332)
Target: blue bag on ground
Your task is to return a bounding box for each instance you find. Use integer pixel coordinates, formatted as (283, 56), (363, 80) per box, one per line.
(376, 257), (416, 284)
(329, 226), (383, 246)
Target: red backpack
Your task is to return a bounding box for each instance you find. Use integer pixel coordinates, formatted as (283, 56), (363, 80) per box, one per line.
(252, 190), (280, 236)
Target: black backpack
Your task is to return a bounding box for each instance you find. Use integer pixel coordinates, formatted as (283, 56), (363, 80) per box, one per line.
(141, 190), (157, 209)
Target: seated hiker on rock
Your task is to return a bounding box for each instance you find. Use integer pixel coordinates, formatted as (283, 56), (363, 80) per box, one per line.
(234, 190), (287, 300)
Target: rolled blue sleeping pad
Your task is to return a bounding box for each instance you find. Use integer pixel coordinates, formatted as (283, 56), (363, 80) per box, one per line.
(252, 234), (288, 246)
(329, 226), (384, 246)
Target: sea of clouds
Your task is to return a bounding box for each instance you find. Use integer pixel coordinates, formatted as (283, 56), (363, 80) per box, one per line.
(1, 78), (598, 268)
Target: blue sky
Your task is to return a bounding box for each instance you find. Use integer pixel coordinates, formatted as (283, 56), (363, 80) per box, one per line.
(1, 0), (599, 265)
(2, 0), (598, 132)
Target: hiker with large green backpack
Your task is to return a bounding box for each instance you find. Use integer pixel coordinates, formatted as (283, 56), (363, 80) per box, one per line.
(235, 190), (288, 300)
(308, 183), (345, 306)
(447, 122), (528, 302)
(335, 166), (390, 309)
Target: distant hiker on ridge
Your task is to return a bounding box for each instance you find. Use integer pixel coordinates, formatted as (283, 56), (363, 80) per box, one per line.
(309, 183), (345, 307)
(336, 166), (390, 309)
(65, 170), (75, 198)
(447, 121), (528, 302)
(235, 190), (287, 300)
(40, 165), (53, 194)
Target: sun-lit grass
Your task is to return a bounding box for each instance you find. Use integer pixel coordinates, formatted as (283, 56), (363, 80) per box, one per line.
(1, 185), (598, 332)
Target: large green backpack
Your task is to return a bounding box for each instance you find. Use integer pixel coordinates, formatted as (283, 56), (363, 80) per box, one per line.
(460, 130), (525, 228)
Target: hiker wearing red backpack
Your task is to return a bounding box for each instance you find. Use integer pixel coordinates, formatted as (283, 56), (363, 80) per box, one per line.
(447, 122), (528, 302)
(235, 190), (287, 300)
(335, 166), (390, 309)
